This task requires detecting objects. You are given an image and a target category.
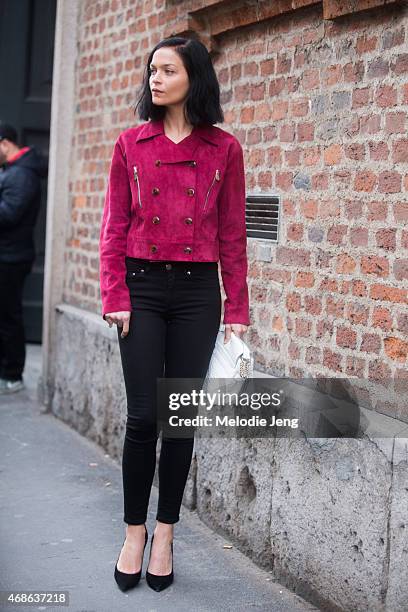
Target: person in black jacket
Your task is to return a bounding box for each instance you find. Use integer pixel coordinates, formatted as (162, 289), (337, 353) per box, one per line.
(0, 123), (48, 394)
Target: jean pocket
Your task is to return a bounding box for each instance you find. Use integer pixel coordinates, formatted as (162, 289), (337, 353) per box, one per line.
(125, 265), (148, 282)
(184, 267), (220, 285)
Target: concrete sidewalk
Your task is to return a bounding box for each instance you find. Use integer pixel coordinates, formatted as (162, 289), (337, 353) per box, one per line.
(0, 344), (318, 612)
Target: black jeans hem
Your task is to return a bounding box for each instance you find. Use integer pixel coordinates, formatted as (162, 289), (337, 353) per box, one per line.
(124, 517), (147, 525)
(155, 515), (179, 524)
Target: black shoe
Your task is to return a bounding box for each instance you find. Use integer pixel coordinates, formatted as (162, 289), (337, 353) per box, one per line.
(114, 525), (148, 592)
(146, 533), (174, 592)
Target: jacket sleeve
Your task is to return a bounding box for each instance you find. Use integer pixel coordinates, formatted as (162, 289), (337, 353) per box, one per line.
(0, 168), (40, 227)
(99, 135), (132, 319)
(217, 138), (251, 325)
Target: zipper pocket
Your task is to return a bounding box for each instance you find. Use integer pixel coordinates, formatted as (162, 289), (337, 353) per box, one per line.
(203, 169), (221, 211)
(133, 165), (142, 208)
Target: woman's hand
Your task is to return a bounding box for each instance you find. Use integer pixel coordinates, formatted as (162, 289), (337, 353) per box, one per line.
(224, 323), (248, 343)
(104, 311), (131, 338)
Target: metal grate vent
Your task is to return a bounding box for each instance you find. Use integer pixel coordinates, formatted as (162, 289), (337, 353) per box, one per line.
(245, 194), (280, 242)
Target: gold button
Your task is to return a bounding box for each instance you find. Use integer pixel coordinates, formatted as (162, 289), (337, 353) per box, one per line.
(184, 217), (193, 225)
(152, 216), (160, 224)
(150, 245), (157, 253)
(155, 160), (161, 166)
(184, 247), (192, 254)
(187, 188), (195, 196)
(152, 187), (160, 195)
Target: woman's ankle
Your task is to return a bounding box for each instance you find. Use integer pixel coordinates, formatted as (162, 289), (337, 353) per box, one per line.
(154, 520), (174, 537)
(125, 523), (146, 539)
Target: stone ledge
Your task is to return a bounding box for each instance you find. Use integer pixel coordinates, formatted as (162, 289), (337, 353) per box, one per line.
(164, 0), (402, 47)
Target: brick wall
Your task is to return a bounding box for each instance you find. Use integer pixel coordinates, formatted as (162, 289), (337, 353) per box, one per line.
(64, 0), (408, 413)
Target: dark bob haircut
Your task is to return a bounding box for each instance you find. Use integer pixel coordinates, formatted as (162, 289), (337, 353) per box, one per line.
(134, 36), (224, 127)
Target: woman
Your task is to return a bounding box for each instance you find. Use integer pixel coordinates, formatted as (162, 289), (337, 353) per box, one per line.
(99, 36), (251, 593)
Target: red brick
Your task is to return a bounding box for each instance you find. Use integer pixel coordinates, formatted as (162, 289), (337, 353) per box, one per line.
(288, 341), (301, 360)
(352, 87), (371, 109)
(304, 295), (322, 315)
(345, 143), (365, 161)
(372, 307), (393, 331)
(269, 77), (286, 97)
(297, 122), (314, 142)
(356, 35), (377, 55)
(336, 326), (357, 349)
(295, 271), (314, 288)
(361, 255), (389, 277)
(346, 303), (369, 325)
(240, 106), (254, 123)
(336, 254), (356, 274)
(343, 61), (365, 83)
(300, 199), (318, 219)
(323, 348), (342, 373)
(394, 259), (408, 281)
(287, 223), (303, 241)
(260, 58), (275, 76)
(352, 280), (368, 298)
(295, 318), (312, 337)
(385, 112), (406, 134)
(323, 64), (342, 86)
(327, 224), (348, 246)
(401, 230), (408, 249)
(250, 284), (267, 302)
(384, 337), (408, 363)
(272, 315), (284, 332)
(326, 296), (345, 318)
(376, 84), (398, 107)
(271, 100), (288, 120)
(368, 141), (389, 161)
(316, 319), (334, 339)
(319, 277), (338, 292)
(291, 98), (309, 117)
(302, 69), (319, 90)
(276, 246), (311, 267)
(392, 139), (408, 163)
(286, 292), (302, 312)
(354, 170), (377, 192)
(368, 359), (392, 382)
(360, 333), (381, 353)
(279, 124), (296, 142)
(375, 228), (396, 251)
(370, 284), (407, 304)
(392, 53), (408, 75)
(367, 200), (388, 222)
(255, 104), (271, 121)
(393, 202), (408, 223)
(305, 346), (321, 365)
(396, 313), (408, 334)
(350, 227), (368, 248)
(378, 171), (402, 193)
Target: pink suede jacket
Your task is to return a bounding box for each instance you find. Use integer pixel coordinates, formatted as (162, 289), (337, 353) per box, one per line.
(99, 118), (250, 325)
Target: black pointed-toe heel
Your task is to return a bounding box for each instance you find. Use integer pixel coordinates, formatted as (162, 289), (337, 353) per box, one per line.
(146, 533), (174, 592)
(114, 525), (148, 592)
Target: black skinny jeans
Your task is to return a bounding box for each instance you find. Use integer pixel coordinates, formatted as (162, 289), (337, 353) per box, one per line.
(117, 256), (221, 525)
(0, 260), (33, 381)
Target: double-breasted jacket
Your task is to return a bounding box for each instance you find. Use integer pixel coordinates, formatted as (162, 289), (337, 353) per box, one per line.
(99, 118), (250, 325)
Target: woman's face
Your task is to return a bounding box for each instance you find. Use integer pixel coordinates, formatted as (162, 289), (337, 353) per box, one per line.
(149, 47), (190, 108)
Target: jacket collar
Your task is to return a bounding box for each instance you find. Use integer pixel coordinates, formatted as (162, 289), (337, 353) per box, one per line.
(135, 118), (219, 146)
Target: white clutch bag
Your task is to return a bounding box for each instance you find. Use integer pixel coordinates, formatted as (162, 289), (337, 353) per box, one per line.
(203, 324), (254, 396)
